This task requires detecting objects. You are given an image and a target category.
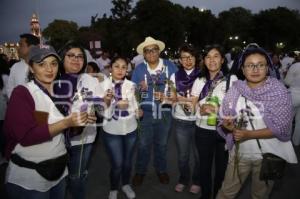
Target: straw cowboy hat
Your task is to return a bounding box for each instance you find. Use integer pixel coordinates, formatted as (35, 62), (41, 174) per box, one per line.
(136, 36), (165, 55)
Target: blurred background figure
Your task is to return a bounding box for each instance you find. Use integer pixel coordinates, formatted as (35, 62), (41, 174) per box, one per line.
(284, 51), (300, 146)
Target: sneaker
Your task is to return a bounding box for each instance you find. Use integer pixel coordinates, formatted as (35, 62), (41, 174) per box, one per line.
(189, 184), (201, 194)
(174, 183), (185, 192)
(122, 184), (136, 199)
(108, 190), (118, 199)
(132, 174), (144, 186)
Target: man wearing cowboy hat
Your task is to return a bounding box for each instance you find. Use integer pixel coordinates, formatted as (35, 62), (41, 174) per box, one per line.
(131, 36), (178, 186)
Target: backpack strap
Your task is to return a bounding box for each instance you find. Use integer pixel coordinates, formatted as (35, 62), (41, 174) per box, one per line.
(225, 74), (231, 92)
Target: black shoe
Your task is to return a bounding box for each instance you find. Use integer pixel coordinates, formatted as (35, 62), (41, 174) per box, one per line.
(132, 174), (144, 186)
(157, 173), (170, 184)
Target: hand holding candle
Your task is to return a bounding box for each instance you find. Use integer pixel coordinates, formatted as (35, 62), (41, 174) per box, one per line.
(144, 74), (147, 85)
(187, 89), (190, 98)
(165, 66), (169, 79)
(141, 74), (148, 91)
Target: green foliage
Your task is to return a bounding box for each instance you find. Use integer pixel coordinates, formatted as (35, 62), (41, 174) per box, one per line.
(43, 19), (79, 50)
(253, 7), (300, 51)
(133, 0), (185, 50)
(111, 0), (133, 20)
(42, 2), (300, 56)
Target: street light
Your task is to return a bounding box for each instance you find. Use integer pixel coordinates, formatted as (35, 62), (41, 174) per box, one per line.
(276, 42), (285, 49)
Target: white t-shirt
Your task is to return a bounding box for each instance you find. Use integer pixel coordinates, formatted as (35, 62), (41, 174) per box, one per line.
(284, 62), (300, 91)
(170, 69), (197, 121)
(146, 58), (164, 75)
(230, 96), (297, 164)
(281, 56), (294, 73)
(191, 75), (238, 130)
(103, 78), (139, 135)
(6, 59), (29, 98)
(96, 57), (111, 71)
(131, 54), (144, 67)
(70, 73), (109, 146)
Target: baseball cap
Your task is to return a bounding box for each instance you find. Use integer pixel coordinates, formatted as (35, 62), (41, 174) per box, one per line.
(28, 45), (60, 63)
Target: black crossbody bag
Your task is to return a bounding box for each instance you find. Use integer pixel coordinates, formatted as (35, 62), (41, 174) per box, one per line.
(245, 98), (286, 183)
(11, 153), (68, 181)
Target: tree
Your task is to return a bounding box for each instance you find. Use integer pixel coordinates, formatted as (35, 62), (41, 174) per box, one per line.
(111, 0), (133, 20)
(253, 7), (300, 51)
(218, 7), (254, 50)
(182, 7), (217, 48)
(133, 0), (185, 52)
(43, 20), (79, 50)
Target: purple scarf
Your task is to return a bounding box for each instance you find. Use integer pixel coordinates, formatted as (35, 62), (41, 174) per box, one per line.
(112, 81), (129, 120)
(199, 72), (224, 101)
(175, 68), (200, 96)
(218, 77), (293, 150)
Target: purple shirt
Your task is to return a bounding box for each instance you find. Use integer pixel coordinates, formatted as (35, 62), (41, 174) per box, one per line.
(4, 86), (51, 159)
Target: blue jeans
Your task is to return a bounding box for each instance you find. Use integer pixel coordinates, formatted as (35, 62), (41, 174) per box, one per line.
(173, 118), (200, 185)
(6, 178), (66, 199)
(67, 143), (93, 199)
(135, 110), (172, 174)
(102, 131), (137, 190)
(195, 127), (228, 199)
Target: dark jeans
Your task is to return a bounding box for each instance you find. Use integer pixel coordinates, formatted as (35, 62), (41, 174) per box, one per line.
(102, 131), (137, 190)
(195, 127), (228, 199)
(6, 178), (66, 199)
(174, 118), (200, 185)
(135, 111), (172, 174)
(67, 143), (93, 199)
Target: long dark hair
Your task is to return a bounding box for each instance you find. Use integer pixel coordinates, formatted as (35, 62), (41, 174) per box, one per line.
(200, 44), (229, 80)
(58, 42), (87, 75)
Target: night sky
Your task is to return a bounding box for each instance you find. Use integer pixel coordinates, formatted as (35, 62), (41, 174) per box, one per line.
(0, 0), (299, 43)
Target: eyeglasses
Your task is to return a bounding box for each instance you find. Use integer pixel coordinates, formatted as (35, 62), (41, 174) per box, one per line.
(143, 47), (159, 54)
(180, 55), (194, 61)
(243, 63), (267, 70)
(66, 53), (84, 61)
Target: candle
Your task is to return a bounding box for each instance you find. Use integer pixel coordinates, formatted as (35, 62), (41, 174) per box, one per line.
(165, 66), (169, 79)
(144, 74), (147, 85)
(109, 72), (112, 81)
(164, 85), (168, 96)
(187, 89), (190, 98)
(152, 88), (155, 102)
(78, 92), (83, 101)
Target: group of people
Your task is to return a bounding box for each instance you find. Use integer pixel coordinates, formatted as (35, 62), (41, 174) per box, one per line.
(0, 33), (299, 199)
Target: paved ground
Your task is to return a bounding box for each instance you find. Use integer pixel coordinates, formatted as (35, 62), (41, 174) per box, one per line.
(1, 131), (300, 199)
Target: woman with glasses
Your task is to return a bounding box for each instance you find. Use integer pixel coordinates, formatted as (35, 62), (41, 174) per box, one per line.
(216, 46), (297, 199)
(169, 44), (201, 194)
(4, 46), (88, 199)
(191, 44), (237, 199)
(53, 43), (107, 199)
